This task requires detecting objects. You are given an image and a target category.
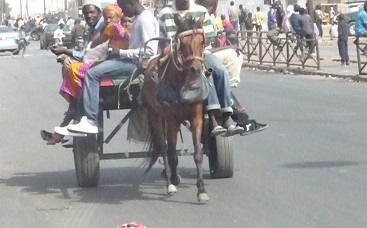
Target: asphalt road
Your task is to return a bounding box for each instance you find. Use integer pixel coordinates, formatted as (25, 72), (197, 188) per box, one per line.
(0, 42), (367, 228)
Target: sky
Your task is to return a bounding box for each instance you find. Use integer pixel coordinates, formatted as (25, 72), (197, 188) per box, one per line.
(7, 0), (67, 17)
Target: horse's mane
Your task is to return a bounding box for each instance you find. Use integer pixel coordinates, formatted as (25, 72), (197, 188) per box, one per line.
(175, 13), (204, 35)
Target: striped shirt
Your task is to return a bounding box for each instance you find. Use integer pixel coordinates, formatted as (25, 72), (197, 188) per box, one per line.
(158, 1), (216, 40)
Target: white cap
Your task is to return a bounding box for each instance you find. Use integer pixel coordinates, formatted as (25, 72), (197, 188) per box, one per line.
(82, 0), (102, 10)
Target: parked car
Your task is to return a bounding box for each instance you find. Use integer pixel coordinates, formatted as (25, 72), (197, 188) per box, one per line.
(0, 25), (20, 55)
(337, 4), (365, 36)
(39, 23), (72, 50)
(344, 9), (360, 36)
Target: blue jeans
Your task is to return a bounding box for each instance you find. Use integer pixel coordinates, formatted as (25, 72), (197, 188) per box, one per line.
(203, 53), (233, 113)
(230, 20), (239, 32)
(76, 58), (137, 124)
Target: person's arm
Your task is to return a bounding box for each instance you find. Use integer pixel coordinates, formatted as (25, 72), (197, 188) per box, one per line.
(53, 29), (58, 39)
(271, 11), (276, 23)
(91, 24), (113, 48)
(207, 45), (239, 53)
(71, 26), (76, 38)
(362, 13), (367, 30)
(309, 17), (314, 33)
(158, 12), (170, 49)
(119, 19), (158, 60)
(50, 46), (73, 57)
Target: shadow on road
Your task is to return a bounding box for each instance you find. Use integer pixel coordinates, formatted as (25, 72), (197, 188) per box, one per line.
(0, 166), (211, 205)
(280, 160), (365, 169)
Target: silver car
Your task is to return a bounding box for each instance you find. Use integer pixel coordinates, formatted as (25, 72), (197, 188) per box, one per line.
(0, 26), (20, 54)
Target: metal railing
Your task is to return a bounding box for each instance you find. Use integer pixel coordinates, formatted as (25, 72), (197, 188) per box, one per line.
(355, 37), (367, 75)
(237, 31), (320, 70)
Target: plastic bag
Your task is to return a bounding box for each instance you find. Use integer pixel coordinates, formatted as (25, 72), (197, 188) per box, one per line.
(83, 40), (109, 64)
(313, 23), (319, 37)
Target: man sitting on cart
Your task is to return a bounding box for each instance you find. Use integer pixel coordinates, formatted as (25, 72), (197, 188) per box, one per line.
(157, 0), (268, 136)
(57, 0), (159, 135)
(41, 0), (106, 145)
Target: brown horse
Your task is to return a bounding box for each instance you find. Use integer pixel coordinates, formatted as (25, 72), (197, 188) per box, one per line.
(141, 13), (210, 203)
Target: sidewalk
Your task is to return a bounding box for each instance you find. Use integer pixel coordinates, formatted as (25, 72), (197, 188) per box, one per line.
(242, 34), (367, 82)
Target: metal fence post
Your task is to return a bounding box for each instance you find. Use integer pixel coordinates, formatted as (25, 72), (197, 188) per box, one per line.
(286, 34), (290, 68)
(315, 37), (320, 70)
(259, 32), (263, 65)
(272, 36), (276, 67)
(356, 37), (361, 75)
(247, 31), (250, 63)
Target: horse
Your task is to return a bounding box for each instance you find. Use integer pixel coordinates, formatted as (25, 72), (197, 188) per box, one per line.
(141, 13), (210, 203)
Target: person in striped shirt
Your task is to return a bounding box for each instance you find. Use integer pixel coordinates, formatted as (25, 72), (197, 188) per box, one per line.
(159, 0), (243, 136)
(158, 0), (268, 136)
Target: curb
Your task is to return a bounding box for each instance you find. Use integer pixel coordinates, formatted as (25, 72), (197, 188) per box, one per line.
(242, 63), (367, 82)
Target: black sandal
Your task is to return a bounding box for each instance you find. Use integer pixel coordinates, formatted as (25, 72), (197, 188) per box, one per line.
(40, 130), (61, 145)
(40, 130), (52, 142)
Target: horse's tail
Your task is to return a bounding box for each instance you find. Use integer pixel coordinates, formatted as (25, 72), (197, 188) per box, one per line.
(143, 114), (164, 175)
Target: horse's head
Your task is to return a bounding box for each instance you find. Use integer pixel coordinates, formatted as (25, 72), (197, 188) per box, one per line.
(173, 12), (206, 76)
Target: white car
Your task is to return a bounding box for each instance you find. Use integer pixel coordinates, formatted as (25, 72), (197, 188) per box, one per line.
(0, 26), (20, 54)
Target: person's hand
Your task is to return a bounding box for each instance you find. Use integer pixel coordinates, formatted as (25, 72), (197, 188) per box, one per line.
(228, 45), (242, 56)
(234, 46), (242, 57)
(50, 45), (66, 56)
(108, 46), (120, 59)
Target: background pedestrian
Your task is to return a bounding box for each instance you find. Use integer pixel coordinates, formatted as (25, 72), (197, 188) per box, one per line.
(338, 14), (349, 65)
(228, 1), (239, 32)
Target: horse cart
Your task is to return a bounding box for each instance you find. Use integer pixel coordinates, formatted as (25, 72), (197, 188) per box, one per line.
(71, 39), (235, 188)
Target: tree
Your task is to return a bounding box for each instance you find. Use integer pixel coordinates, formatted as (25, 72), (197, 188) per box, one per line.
(0, 0), (12, 22)
(306, 0), (314, 23)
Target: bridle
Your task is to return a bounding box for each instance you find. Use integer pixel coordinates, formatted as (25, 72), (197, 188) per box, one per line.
(171, 28), (205, 72)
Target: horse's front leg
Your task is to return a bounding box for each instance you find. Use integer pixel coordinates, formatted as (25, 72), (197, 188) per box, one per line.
(190, 106), (209, 203)
(150, 113), (176, 195)
(166, 119), (181, 186)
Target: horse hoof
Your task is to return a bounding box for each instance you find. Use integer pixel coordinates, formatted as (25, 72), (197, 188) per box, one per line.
(171, 174), (181, 186)
(197, 193), (210, 203)
(167, 184), (177, 195)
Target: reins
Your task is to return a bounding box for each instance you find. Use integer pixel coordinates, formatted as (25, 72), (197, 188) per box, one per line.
(170, 28), (205, 72)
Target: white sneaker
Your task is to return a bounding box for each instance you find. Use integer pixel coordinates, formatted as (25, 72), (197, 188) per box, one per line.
(67, 116), (98, 134)
(54, 126), (87, 137)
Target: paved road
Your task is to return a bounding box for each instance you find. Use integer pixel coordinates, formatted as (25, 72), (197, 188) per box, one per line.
(0, 42), (367, 228)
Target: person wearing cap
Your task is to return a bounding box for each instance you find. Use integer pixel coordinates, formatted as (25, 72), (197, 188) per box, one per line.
(41, 0), (106, 145)
(63, 0), (159, 135)
(157, 0), (268, 136)
(50, 0), (105, 75)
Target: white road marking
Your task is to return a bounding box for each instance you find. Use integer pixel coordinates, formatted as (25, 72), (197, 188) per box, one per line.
(0, 53), (54, 58)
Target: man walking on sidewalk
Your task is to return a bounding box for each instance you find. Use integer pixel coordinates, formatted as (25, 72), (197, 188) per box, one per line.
(338, 14), (349, 66)
(290, 4), (303, 54)
(253, 6), (263, 33)
(228, 1), (239, 32)
(300, 7), (314, 55)
(267, 3), (284, 49)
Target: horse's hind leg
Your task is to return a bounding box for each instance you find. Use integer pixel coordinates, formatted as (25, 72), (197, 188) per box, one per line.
(190, 112), (209, 203)
(166, 120), (181, 186)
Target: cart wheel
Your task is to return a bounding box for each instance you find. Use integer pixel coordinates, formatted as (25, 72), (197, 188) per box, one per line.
(208, 135), (234, 178)
(73, 135), (100, 187)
